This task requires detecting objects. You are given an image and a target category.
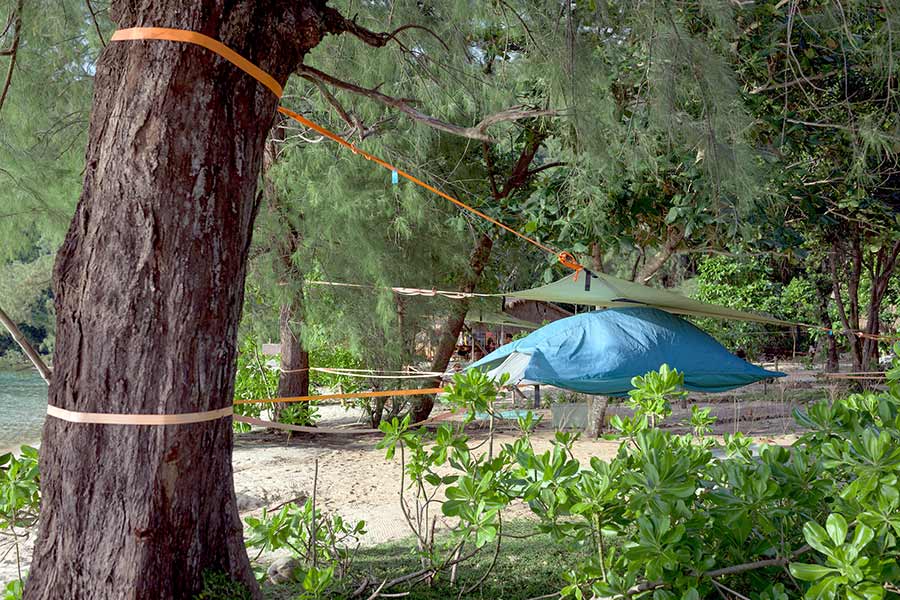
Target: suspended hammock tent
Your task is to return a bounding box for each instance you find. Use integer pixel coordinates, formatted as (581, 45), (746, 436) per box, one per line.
(469, 307), (785, 395)
(504, 272), (793, 326)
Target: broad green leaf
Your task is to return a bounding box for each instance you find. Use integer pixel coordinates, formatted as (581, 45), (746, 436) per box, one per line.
(825, 513), (848, 546)
(789, 563), (837, 582)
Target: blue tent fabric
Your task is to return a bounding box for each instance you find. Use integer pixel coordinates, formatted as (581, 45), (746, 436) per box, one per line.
(469, 307), (785, 395)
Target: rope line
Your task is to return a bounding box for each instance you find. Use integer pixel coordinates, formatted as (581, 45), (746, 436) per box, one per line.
(110, 27), (575, 271)
(235, 386), (445, 406)
(306, 280), (495, 299)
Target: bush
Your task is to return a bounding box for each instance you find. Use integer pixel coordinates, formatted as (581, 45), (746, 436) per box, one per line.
(370, 364), (900, 599)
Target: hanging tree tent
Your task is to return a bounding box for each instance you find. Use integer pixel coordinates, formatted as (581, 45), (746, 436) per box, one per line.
(470, 307), (785, 395)
(503, 272), (794, 326)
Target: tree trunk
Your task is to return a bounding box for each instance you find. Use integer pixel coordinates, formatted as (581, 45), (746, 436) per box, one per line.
(26, 3), (326, 598)
(830, 236), (900, 373)
(590, 242), (604, 274)
(634, 226), (684, 283)
(813, 278), (839, 372)
(585, 396), (609, 438)
(276, 302), (310, 402)
(411, 233), (493, 422)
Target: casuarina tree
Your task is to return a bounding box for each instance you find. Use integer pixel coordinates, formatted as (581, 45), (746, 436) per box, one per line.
(22, 1), (525, 597)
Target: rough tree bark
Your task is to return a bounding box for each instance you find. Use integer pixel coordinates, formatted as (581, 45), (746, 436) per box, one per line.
(830, 235), (900, 372)
(410, 233), (493, 422)
(585, 396), (609, 438)
(634, 225), (684, 284)
(277, 300), (310, 399)
(26, 2), (337, 598)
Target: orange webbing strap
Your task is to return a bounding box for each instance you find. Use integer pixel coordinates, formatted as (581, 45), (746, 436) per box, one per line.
(276, 108), (561, 257)
(111, 27), (579, 271)
(236, 405), (457, 434)
(111, 28), (284, 97)
(234, 386), (445, 406)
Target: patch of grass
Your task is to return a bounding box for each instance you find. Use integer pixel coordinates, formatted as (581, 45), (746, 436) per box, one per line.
(262, 520), (587, 600)
(195, 571), (254, 600)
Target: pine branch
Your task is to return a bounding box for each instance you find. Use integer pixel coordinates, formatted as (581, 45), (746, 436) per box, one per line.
(85, 0), (107, 47)
(298, 64), (559, 142)
(320, 8), (449, 52)
(0, 305), (51, 384)
(0, 0), (23, 117)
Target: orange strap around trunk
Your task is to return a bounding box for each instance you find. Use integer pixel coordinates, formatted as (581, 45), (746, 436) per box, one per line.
(111, 28), (284, 97)
(47, 404), (234, 425)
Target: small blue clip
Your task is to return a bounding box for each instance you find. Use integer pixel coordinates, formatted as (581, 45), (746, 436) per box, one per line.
(391, 170), (399, 186)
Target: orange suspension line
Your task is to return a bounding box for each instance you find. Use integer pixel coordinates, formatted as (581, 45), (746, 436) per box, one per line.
(110, 27), (580, 274)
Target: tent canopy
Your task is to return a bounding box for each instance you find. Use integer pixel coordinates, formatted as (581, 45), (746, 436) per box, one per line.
(505, 272), (793, 326)
(465, 308), (538, 330)
(470, 307), (785, 396)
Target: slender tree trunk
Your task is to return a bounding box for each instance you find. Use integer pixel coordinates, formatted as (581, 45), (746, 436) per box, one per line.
(0, 305), (51, 383)
(813, 284), (840, 372)
(410, 233), (493, 422)
(591, 242), (604, 274)
(277, 301), (310, 400)
(26, 3), (326, 598)
(634, 226), (684, 283)
(585, 396), (609, 438)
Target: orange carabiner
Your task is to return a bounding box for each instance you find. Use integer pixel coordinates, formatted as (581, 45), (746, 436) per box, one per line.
(557, 251), (584, 281)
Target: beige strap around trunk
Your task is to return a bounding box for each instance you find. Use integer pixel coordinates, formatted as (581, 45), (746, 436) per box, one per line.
(47, 405), (233, 425)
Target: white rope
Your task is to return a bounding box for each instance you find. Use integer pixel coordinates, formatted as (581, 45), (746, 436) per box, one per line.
(306, 280), (496, 299)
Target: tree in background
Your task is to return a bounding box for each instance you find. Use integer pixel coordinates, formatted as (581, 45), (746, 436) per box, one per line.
(0, 1), (98, 364)
(733, 0), (900, 371)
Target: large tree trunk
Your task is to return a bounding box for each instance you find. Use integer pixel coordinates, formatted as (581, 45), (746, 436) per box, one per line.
(26, 3), (324, 598)
(410, 233), (493, 422)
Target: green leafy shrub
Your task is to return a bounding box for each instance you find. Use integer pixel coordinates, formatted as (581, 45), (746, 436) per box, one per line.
(233, 337), (279, 432)
(0, 445), (39, 591)
(244, 499), (365, 589)
(371, 365), (899, 599)
(2, 579), (23, 600)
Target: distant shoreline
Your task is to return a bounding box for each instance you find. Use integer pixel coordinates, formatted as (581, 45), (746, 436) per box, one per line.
(0, 370), (48, 455)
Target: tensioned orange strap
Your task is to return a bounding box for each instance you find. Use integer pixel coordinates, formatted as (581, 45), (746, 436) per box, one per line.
(111, 28), (284, 97)
(110, 27), (574, 267)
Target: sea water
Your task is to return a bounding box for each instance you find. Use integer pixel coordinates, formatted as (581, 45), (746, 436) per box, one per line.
(0, 371), (47, 452)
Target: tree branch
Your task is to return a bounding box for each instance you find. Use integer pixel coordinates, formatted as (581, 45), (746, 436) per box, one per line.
(524, 161), (567, 178)
(298, 64), (559, 142)
(0, 0), (23, 117)
(624, 545), (812, 598)
(85, 0), (107, 47)
(634, 225), (685, 283)
(0, 305), (51, 384)
(320, 9), (450, 53)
